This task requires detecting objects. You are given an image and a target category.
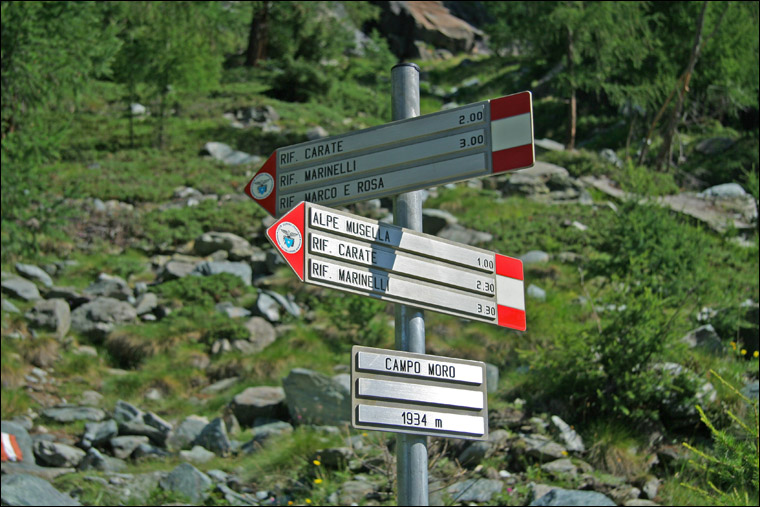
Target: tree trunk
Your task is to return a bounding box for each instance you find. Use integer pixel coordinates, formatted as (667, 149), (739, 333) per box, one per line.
(245, 2), (270, 67)
(566, 27), (576, 151)
(655, 1), (708, 171)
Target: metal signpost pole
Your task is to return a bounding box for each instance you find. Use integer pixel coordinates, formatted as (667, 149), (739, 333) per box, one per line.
(391, 63), (428, 506)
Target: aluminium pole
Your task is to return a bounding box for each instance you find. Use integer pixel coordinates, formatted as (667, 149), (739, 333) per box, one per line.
(391, 62), (428, 506)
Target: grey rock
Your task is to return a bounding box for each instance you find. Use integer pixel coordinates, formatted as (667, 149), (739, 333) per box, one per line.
(144, 388), (162, 401)
(134, 293), (158, 316)
(216, 301), (251, 318)
(530, 487), (616, 506)
(230, 386), (287, 426)
(83, 273), (133, 301)
(680, 324), (723, 353)
(211, 338), (232, 355)
(599, 148), (623, 168)
(131, 442), (171, 460)
(521, 250), (550, 264)
(244, 317), (277, 352)
(232, 340), (257, 354)
(70, 297), (137, 341)
(180, 445), (217, 464)
(695, 137), (734, 155)
(1, 421), (35, 465)
(519, 433), (568, 460)
(194, 418), (231, 456)
(78, 447), (126, 472)
(436, 223), (493, 245)
(25, 299), (70, 338)
(256, 292), (281, 322)
(263, 290), (301, 318)
(44, 287), (90, 309)
(80, 419), (118, 449)
(528, 284), (547, 301)
(191, 261), (252, 286)
(75, 346), (97, 357)
(282, 368), (351, 426)
(160, 463), (213, 504)
(541, 457), (577, 476)
(33, 440), (86, 468)
(642, 476), (661, 500)
(15, 263), (54, 288)
(2, 298), (21, 313)
(158, 259), (197, 281)
(143, 411), (173, 435)
(306, 126), (329, 140)
(113, 400), (143, 424)
(200, 378), (238, 395)
(110, 435), (149, 459)
(448, 478), (503, 503)
(1, 473), (81, 506)
(339, 480), (375, 505)
(194, 231), (252, 257)
(741, 380), (759, 401)
(535, 138), (565, 151)
(118, 421), (167, 446)
(1, 276), (41, 301)
(551, 415), (584, 452)
(457, 429), (509, 467)
(422, 208), (458, 235)
(130, 103), (147, 116)
(42, 406), (106, 423)
(202, 142), (260, 166)
(485, 362), (499, 393)
(698, 183), (747, 199)
(166, 415), (210, 451)
(242, 421), (294, 452)
(217, 483), (259, 506)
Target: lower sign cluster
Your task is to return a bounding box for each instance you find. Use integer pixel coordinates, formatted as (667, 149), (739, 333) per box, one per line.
(351, 346), (488, 440)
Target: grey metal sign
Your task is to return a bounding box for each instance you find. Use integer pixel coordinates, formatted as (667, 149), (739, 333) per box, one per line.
(245, 92), (534, 217)
(351, 345), (488, 440)
(266, 201), (527, 331)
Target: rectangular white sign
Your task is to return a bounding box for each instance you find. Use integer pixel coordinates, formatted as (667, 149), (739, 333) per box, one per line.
(351, 346), (489, 440)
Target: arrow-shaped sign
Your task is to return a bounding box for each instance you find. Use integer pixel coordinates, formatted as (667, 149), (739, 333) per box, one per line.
(267, 201), (526, 330)
(246, 92), (534, 217)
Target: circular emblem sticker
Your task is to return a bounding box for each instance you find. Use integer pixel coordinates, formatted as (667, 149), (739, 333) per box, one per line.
(250, 172), (274, 200)
(275, 222), (302, 254)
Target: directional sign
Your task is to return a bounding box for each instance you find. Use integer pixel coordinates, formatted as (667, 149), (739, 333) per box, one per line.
(351, 346), (488, 440)
(246, 92), (534, 217)
(267, 201), (526, 330)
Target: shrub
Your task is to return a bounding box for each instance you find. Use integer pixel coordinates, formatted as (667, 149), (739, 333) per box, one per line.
(154, 273), (251, 307)
(681, 370), (759, 506)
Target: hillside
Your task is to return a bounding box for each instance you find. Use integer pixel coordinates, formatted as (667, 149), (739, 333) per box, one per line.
(1, 2), (758, 506)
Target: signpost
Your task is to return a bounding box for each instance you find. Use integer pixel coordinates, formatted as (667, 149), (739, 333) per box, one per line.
(266, 201), (526, 331)
(245, 91), (535, 217)
(351, 346), (488, 441)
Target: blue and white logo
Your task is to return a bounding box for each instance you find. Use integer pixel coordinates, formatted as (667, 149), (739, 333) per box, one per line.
(275, 222), (302, 254)
(250, 172), (274, 199)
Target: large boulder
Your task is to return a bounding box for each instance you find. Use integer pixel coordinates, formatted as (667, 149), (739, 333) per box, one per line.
(83, 273), (134, 302)
(282, 369), (351, 426)
(230, 386), (287, 427)
(33, 441), (86, 468)
(530, 487), (615, 506)
(25, 299), (71, 339)
(160, 463), (213, 504)
(70, 297), (137, 341)
(191, 261), (252, 286)
(194, 231), (254, 258)
(15, 263), (54, 288)
(1, 421), (36, 467)
(373, 1), (484, 59)
(1, 474), (81, 506)
(166, 415), (209, 451)
(201, 142), (261, 166)
(41, 406), (106, 423)
(1, 276), (41, 301)
(80, 419), (118, 449)
(448, 478), (503, 503)
(193, 418), (231, 457)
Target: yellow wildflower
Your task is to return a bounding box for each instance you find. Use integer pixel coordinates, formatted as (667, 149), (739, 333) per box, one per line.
(306, 500), (312, 505)
(730, 341), (737, 350)
(314, 478), (323, 485)
(754, 351), (758, 358)
(561, 450), (568, 456)
(288, 502), (293, 506)
(741, 349), (747, 355)
(313, 459), (321, 466)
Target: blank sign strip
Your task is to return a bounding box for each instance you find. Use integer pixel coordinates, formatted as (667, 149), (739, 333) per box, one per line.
(357, 378), (483, 410)
(356, 350), (483, 384)
(357, 404), (485, 436)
